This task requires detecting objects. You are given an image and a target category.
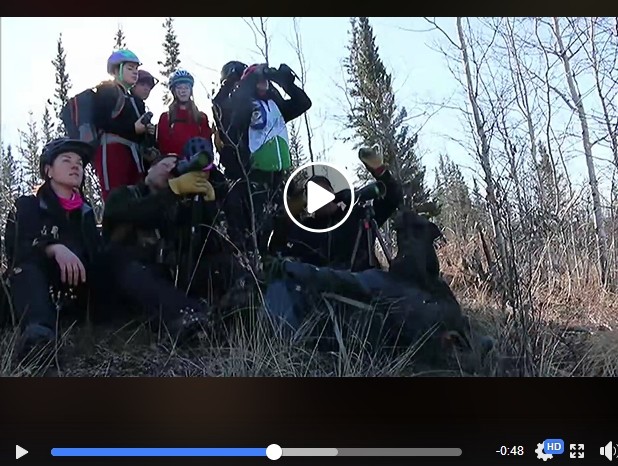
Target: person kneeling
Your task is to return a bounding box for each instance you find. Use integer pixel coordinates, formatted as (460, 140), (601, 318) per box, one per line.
(4, 138), (106, 364)
(102, 153), (221, 342)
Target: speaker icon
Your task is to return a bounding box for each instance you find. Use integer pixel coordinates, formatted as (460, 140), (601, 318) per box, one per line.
(600, 441), (617, 461)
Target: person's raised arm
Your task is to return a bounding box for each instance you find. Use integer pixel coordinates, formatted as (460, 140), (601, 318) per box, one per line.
(269, 64), (312, 122)
(359, 148), (403, 227)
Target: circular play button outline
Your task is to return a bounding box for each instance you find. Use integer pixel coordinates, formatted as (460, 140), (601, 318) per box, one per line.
(283, 161), (356, 234)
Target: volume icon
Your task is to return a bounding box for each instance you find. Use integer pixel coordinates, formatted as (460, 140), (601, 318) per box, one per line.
(600, 441), (616, 461)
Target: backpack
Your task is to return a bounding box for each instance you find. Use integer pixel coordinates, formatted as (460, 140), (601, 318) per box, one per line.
(60, 84), (126, 148)
(60, 88), (100, 147)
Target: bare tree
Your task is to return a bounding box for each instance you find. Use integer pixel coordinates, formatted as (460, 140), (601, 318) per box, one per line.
(453, 18), (507, 273)
(243, 17), (271, 63)
(549, 17), (610, 285)
(579, 17), (618, 167)
(288, 18), (316, 164)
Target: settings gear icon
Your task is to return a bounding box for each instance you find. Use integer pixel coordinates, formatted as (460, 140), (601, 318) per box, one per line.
(535, 443), (553, 461)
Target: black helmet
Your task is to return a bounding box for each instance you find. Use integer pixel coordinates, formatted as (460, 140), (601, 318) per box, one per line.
(220, 60), (247, 83)
(39, 137), (94, 180)
(182, 137), (214, 161)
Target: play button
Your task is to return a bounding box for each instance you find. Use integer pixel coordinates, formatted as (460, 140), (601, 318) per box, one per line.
(306, 180), (336, 214)
(16, 445), (28, 460)
(283, 162), (355, 233)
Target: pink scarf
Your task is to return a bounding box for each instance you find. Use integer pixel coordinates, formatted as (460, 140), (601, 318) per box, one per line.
(58, 191), (84, 211)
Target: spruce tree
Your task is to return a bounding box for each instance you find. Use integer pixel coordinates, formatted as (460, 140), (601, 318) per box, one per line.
(434, 154), (474, 239)
(113, 24), (127, 50)
(288, 120), (307, 170)
(41, 100), (54, 145)
(18, 112), (42, 192)
(0, 144), (20, 235)
(158, 17), (181, 106)
(344, 17), (434, 214)
(51, 33), (72, 136)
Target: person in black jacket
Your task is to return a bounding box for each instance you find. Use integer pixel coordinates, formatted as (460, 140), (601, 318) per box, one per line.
(4, 138), (105, 361)
(269, 147), (404, 272)
(213, 62), (312, 261)
(102, 139), (231, 329)
(263, 210), (473, 354)
(92, 49), (155, 201)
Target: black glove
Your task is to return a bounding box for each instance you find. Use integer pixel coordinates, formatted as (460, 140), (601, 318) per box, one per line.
(271, 64), (296, 87)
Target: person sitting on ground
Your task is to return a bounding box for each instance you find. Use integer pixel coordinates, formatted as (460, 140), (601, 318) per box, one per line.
(263, 209), (471, 353)
(218, 62), (312, 260)
(3, 138), (106, 362)
(156, 70), (213, 158)
(269, 146), (403, 272)
(102, 138), (229, 333)
(92, 49), (155, 201)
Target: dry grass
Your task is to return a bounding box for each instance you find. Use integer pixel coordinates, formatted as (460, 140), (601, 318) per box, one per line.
(2, 236), (618, 378)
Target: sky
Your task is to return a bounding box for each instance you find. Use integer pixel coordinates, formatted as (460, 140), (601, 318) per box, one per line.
(0, 17), (602, 191)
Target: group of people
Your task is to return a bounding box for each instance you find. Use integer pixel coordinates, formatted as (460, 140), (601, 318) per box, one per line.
(1, 48), (472, 366)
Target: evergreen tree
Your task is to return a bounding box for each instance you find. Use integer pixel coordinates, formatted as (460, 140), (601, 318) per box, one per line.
(51, 33), (72, 136)
(18, 111), (42, 192)
(289, 120), (307, 170)
(113, 24), (127, 50)
(41, 99), (54, 145)
(344, 17), (434, 214)
(434, 154), (474, 239)
(0, 144), (20, 236)
(158, 17), (181, 106)
(83, 166), (104, 223)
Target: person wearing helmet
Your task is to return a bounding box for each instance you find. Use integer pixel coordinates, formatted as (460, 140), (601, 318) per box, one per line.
(156, 69), (213, 158)
(130, 69), (160, 169)
(217, 62), (312, 260)
(3, 138), (106, 365)
(212, 60), (247, 155)
(131, 69), (158, 102)
(92, 49), (155, 201)
(102, 136), (231, 324)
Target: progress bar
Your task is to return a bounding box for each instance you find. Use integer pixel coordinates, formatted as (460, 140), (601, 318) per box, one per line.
(51, 446), (463, 460)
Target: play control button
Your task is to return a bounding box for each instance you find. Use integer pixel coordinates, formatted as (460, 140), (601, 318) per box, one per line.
(16, 445), (28, 460)
(283, 162), (355, 233)
(306, 180), (336, 214)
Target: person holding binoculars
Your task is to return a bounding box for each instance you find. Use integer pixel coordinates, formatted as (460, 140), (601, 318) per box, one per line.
(217, 62), (312, 264)
(100, 137), (229, 342)
(269, 147), (404, 272)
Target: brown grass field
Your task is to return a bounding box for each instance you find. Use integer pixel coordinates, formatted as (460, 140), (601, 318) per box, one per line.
(2, 238), (617, 378)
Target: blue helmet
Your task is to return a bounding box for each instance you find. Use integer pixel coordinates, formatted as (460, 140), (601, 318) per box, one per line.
(169, 69), (194, 90)
(107, 49), (141, 75)
(182, 137), (213, 160)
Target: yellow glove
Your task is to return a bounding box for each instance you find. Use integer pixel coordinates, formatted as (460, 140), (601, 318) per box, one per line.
(202, 180), (215, 201)
(359, 146), (384, 170)
(168, 171), (214, 197)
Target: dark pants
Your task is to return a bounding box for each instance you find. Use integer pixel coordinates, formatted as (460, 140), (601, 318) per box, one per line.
(9, 256), (111, 339)
(104, 247), (207, 325)
(223, 170), (284, 256)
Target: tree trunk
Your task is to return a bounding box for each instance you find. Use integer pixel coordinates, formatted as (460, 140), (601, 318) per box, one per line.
(551, 17), (610, 286)
(456, 17), (507, 273)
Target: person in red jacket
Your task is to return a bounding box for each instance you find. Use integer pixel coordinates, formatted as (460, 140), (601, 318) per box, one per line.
(156, 70), (212, 157)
